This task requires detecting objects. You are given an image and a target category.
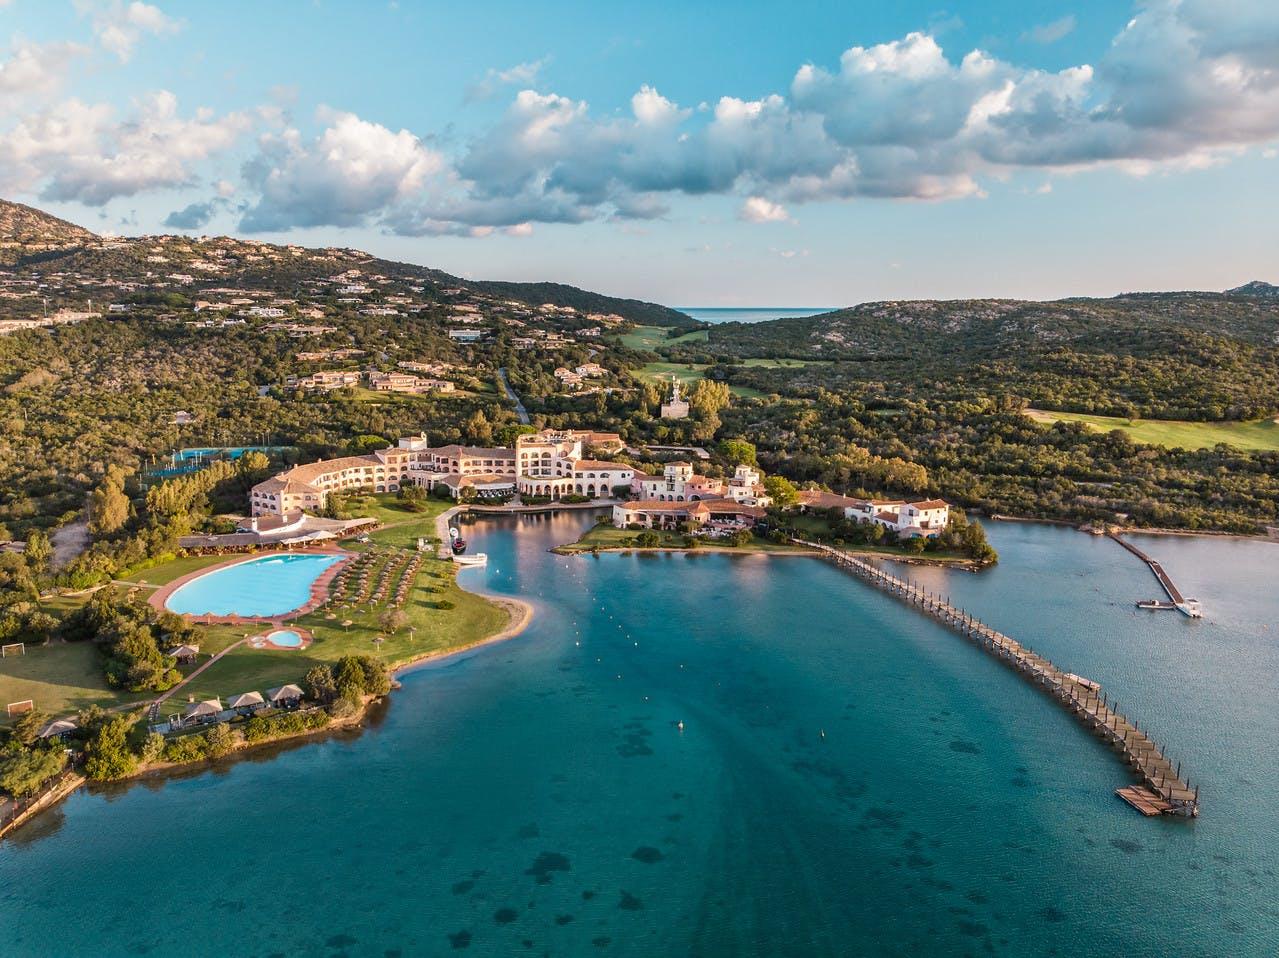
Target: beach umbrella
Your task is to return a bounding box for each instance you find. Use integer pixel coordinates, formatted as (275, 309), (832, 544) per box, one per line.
(342, 619), (353, 631)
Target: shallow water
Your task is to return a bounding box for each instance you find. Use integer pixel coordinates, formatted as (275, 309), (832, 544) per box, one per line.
(3, 515), (1277, 956)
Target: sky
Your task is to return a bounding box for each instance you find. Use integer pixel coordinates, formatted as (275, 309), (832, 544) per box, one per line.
(1, 1), (1277, 306)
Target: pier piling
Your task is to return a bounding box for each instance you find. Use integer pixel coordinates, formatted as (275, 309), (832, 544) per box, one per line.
(794, 538), (1199, 818)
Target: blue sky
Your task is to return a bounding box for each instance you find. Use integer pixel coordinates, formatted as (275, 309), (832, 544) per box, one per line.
(2, 1), (1277, 305)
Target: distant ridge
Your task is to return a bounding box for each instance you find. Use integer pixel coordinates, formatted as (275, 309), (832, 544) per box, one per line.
(0, 199), (98, 265)
(0, 197), (688, 326)
(1227, 280), (1279, 297)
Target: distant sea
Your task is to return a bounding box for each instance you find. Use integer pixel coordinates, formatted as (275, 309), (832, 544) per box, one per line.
(678, 306), (834, 324)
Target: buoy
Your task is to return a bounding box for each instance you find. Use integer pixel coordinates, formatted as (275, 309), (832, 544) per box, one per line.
(677, 721), (685, 731)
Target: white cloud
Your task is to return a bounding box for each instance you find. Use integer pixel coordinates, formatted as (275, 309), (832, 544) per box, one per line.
(239, 109), (445, 232)
(1022, 15), (1077, 45)
(465, 56), (551, 102)
(739, 196), (791, 223)
(0, 39), (88, 100)
(0, 91), (251, 204)
(77, 1), (180, 63)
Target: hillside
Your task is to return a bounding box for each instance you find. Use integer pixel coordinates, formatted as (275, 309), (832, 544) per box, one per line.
(0, 199), (99, 265)
(686, 292), (1279, 420)
(0, 199), (682, 326)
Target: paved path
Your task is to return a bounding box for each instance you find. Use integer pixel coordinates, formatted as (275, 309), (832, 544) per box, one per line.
(497, 367), (530, 424)
(152, 638), (250, 710)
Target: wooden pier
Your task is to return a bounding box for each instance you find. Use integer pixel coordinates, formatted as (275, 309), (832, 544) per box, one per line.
(1107, 534), (1202, 617)
(794, 539), (1200, 818)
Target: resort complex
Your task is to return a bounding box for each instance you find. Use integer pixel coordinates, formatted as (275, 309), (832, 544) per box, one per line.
(250, 428), (635, 515)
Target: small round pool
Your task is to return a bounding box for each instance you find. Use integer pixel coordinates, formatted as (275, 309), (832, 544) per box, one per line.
(267, 629), (303, 648)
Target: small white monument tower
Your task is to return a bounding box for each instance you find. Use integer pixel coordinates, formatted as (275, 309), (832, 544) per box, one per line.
(660, 378), (690, 419)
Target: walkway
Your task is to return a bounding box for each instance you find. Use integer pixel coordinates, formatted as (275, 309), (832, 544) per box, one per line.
(795, 538), (1200, 818)
(497, 367), (530, 424)
(147, 638), (249, 723)
(1107, 533), (1201, 616)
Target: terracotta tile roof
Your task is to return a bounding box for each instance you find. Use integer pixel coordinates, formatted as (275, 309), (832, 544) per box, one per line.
(910, 499), (949, 510)
(571, 459), (632, 471)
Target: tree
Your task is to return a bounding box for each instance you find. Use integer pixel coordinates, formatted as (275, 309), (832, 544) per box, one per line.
(304, 665), (338, 704)
(0, 744), (66, 798)
(763, 475), (799, 508)
(203, 723), (238, 758)
(716, 438), (757, 466)
(12, 708), (48, 747)
(83, 716), (138, 781)
(88, 470), (130, 535)
(24, 529), (52, 575)
(378, 608), (409, 634)
(465, 410), (493, 444)
(140, 731), (166, 765)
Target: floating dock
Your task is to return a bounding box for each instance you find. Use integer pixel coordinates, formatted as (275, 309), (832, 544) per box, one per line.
(794, 539), (1199, 818)
(1108, 534), (1202, 617)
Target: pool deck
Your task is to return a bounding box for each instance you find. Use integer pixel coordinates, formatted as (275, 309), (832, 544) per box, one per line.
(148, 548), (352, 625)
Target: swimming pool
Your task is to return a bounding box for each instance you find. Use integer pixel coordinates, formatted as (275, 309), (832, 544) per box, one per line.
(266, 629), (303, 647)
(164, 554), (345, 618)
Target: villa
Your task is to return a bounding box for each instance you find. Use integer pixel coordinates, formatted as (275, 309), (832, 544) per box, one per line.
(612, 498), (766, 531)
(634, 461), (772, 507)
(797, 490), (951, 538)
(249, 428), (633, 515)
(367, 371), (455, 394)
(286, 370), (361, 391)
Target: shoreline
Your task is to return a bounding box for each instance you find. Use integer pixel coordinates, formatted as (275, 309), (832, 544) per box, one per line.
(554, 541), (989, 570)
(3, 545), (533, 843)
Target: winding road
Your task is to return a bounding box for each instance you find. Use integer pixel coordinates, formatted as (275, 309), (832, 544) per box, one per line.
(497, 367), (530, 424)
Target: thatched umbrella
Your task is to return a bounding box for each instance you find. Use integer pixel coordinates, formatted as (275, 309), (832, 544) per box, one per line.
(342, 619), (353, 632)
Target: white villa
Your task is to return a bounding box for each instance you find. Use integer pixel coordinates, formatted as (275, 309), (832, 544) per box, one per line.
(249, 429), (634, 515)
(612, 498), (766, 531)
(634, 462), (771, 507)
(797, 490), (951, 538)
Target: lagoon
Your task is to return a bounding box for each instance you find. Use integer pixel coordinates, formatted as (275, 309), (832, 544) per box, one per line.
(2, 515), (1277, 956)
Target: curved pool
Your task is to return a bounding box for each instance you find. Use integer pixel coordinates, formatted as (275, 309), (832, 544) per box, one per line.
(165, 554), (345, 618)
(266, 629), (303, 647)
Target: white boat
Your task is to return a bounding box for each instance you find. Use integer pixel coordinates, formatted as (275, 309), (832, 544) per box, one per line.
(452, 552), (488, 567)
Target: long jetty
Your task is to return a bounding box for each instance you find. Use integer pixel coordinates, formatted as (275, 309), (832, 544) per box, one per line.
(795, 539), (1199, 818)
(1106, 533), (1202, 616)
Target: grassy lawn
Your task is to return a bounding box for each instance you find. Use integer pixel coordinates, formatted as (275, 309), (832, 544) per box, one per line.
(342, 492), (454, 550)
(167, 557), (506, 715)
(555, 522), (812, 555)
(0, 641), (151, 718)
(9, 493), (511, 724)
(634, 362), (765, 399)
(617, 325), (709, 350)
(1025, 409), (1279, 452)
(118, 553), (233, 585)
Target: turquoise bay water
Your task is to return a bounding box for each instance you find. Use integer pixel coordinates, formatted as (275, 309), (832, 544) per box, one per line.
(164, 553), (344, 617)
(678, 306), (834, 324)
(3, 515), (1278, 956)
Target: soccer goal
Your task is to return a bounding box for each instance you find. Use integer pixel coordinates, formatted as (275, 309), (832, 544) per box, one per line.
(1, 642), (24, 658)
(5, 699), (34, 718)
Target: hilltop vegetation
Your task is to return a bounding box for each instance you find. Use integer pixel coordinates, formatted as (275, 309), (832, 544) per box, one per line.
(694, 295), (1279, 421)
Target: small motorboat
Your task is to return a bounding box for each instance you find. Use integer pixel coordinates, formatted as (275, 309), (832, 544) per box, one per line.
(452, 552), (487, 567)
(451, 537), (468, 555)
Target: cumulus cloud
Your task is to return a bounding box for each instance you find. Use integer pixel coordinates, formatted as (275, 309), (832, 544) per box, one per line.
(739, 196), (791, 223)
(465, 56), (551, 102)
(238, 109), (445, 232)
(16, 0), (1279, 239)
(0, 91), (251, 204)
(76, 1), (180, 62)
(0, 39), (88, 100)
